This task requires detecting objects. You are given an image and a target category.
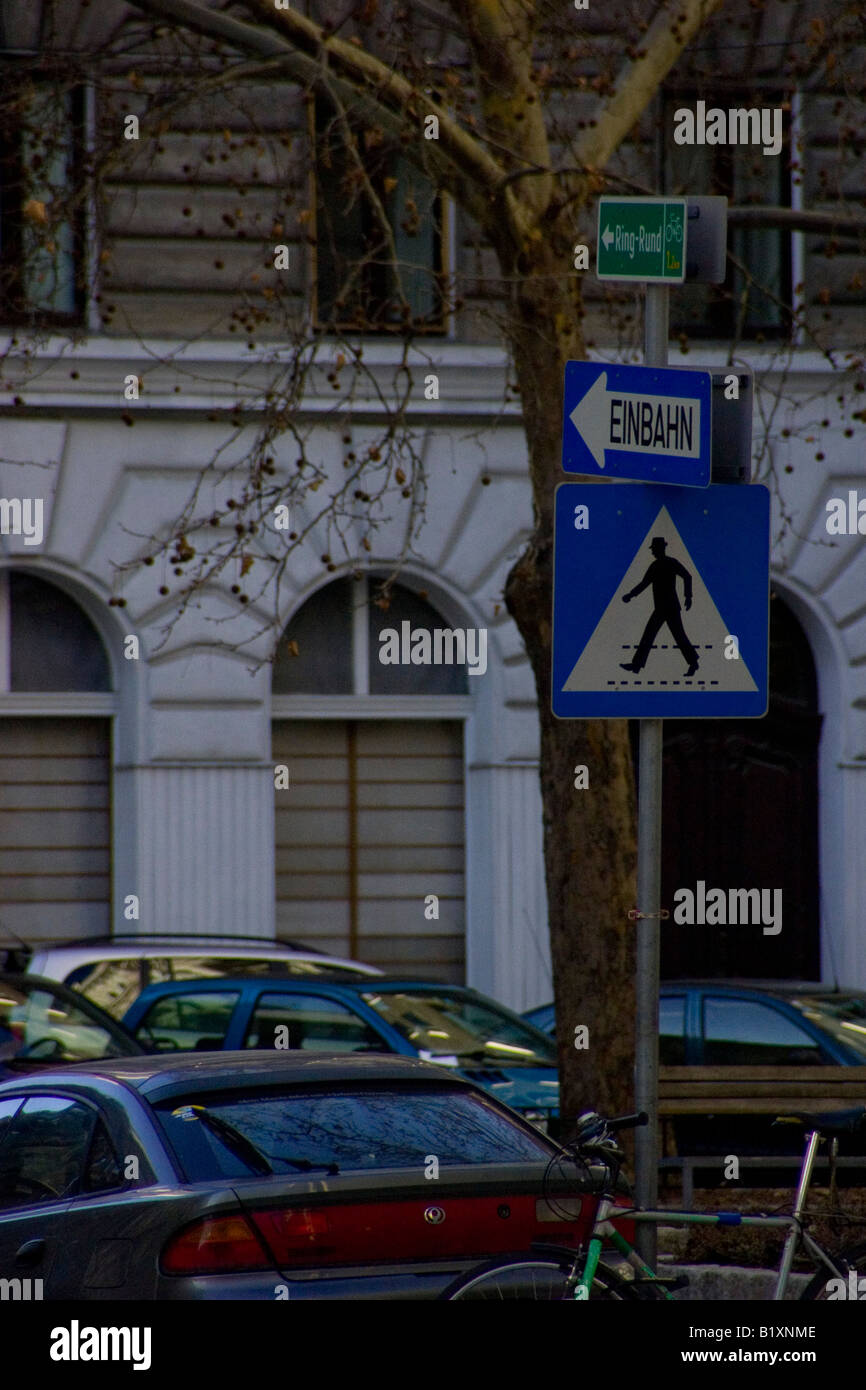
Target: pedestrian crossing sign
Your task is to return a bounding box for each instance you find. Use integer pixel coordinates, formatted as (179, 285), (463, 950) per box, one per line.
(552, 482), (770, 718)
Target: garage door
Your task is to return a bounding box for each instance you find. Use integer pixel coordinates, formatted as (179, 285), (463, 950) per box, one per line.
(273, 718), (465, 980)
(0, 717), (111, 942)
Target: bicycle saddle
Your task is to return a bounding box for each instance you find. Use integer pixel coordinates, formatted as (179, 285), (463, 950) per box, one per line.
(773, 1105), (866, 1137)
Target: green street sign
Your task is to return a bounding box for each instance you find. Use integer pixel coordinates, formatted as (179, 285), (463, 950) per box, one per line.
(596, 197), (687, 283)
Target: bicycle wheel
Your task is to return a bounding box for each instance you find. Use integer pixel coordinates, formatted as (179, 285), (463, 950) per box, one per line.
(801, 1242), (866, 1300)
(442, 1257), (639, 1300)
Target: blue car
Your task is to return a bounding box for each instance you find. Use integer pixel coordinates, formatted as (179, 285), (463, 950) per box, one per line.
(525, 981), (866, 1157)
(124, 978), (560, 1132)
(525, 981), (866, 1066)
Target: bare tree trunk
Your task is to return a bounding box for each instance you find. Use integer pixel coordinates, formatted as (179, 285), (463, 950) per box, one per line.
(502, 234), (638, 1127)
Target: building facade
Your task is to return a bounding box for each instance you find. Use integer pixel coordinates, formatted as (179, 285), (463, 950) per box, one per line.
(0, 1), (864, 1008)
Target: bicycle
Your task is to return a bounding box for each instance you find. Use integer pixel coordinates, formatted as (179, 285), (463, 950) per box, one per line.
(442, 1106), (866, 1300)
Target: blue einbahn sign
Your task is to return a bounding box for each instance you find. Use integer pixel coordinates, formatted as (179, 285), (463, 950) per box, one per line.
(562, 361), (713, 487)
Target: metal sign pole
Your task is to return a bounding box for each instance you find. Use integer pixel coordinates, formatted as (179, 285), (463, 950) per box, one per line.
(633, 283), (669, 1266)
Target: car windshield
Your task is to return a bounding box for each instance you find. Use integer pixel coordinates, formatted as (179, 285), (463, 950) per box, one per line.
(0, 982), (138, 1065)
(360, 990), (557, 1067)
(156, 1085), (553, 1180)
(789, 995), (866, 1062)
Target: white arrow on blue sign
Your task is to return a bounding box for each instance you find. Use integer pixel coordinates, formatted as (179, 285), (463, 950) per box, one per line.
(562, 361), (713, 486)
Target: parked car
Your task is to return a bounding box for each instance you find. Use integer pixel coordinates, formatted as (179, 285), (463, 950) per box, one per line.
(123, 978), (561, 1132)
(0, 1051), (593, 1299)
(0, 973), (143, 1079)
(525, 981), (866, 1065)
(525, 981), (866, 1158)
(7, 934), (383, 1021)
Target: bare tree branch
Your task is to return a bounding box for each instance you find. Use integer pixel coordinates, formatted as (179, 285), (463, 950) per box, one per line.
(124, 0), (526, 238)
(453, 0), (554, 224)
(574, 0), (727, 174)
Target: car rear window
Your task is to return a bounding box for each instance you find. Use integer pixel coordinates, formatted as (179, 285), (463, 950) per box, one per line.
(155, 1085), (553, 1181)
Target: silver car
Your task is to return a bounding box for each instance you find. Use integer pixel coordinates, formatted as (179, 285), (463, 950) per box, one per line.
(17, 935), (382, 1019)
(0, 1051), (568, 1300)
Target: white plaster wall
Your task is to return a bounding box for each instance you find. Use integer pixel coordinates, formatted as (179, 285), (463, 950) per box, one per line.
(0, 343), (550, 986)
(1, 339), (864, 994)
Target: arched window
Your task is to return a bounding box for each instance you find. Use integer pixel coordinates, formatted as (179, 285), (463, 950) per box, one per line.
(273, 577), (468, 696)
(272, 576), (470, 980)
(3, 572), (111, 692)
(0, 571), (113, 942)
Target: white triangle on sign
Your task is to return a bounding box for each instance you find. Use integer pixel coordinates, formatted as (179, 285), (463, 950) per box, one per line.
(562, 506), (758, 694)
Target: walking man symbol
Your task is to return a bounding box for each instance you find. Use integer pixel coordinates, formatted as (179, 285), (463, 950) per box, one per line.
(619, 536), (700, 677)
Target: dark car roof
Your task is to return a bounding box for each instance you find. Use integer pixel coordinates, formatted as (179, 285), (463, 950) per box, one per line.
(129, 976), (467, 995)
(0, 1049), (473, 1102)
(124, 977), (490, 1018)
(528, 982), (862, 1012)
(528, 983), (866, 1023)
(662, 980), (866, 998)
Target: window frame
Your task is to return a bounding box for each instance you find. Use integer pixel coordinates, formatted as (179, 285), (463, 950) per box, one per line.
(0, 1091), (124, 1210)
(134, 989), (242, 1053)
(241, 988), (391, 1054)
(0, 569), (115, 717)
(662, 84), (795, 341)
(0, 70), (87, 328)
(272, 575), (473, 719)
(659, 992), (688, 1066)
(307, 96), (451, 336)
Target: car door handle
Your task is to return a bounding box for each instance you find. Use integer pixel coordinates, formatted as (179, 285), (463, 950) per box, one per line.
(14, 1238), (46, 1268)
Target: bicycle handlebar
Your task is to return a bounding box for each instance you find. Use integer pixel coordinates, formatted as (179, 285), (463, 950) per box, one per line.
(606, 1111), (649, 1132)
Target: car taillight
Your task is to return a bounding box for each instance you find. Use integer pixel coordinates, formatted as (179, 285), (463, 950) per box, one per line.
(164, 1194), (609, 1276)
(251, 1207), (336, 1261)
(162, 1214), (272, 1275)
